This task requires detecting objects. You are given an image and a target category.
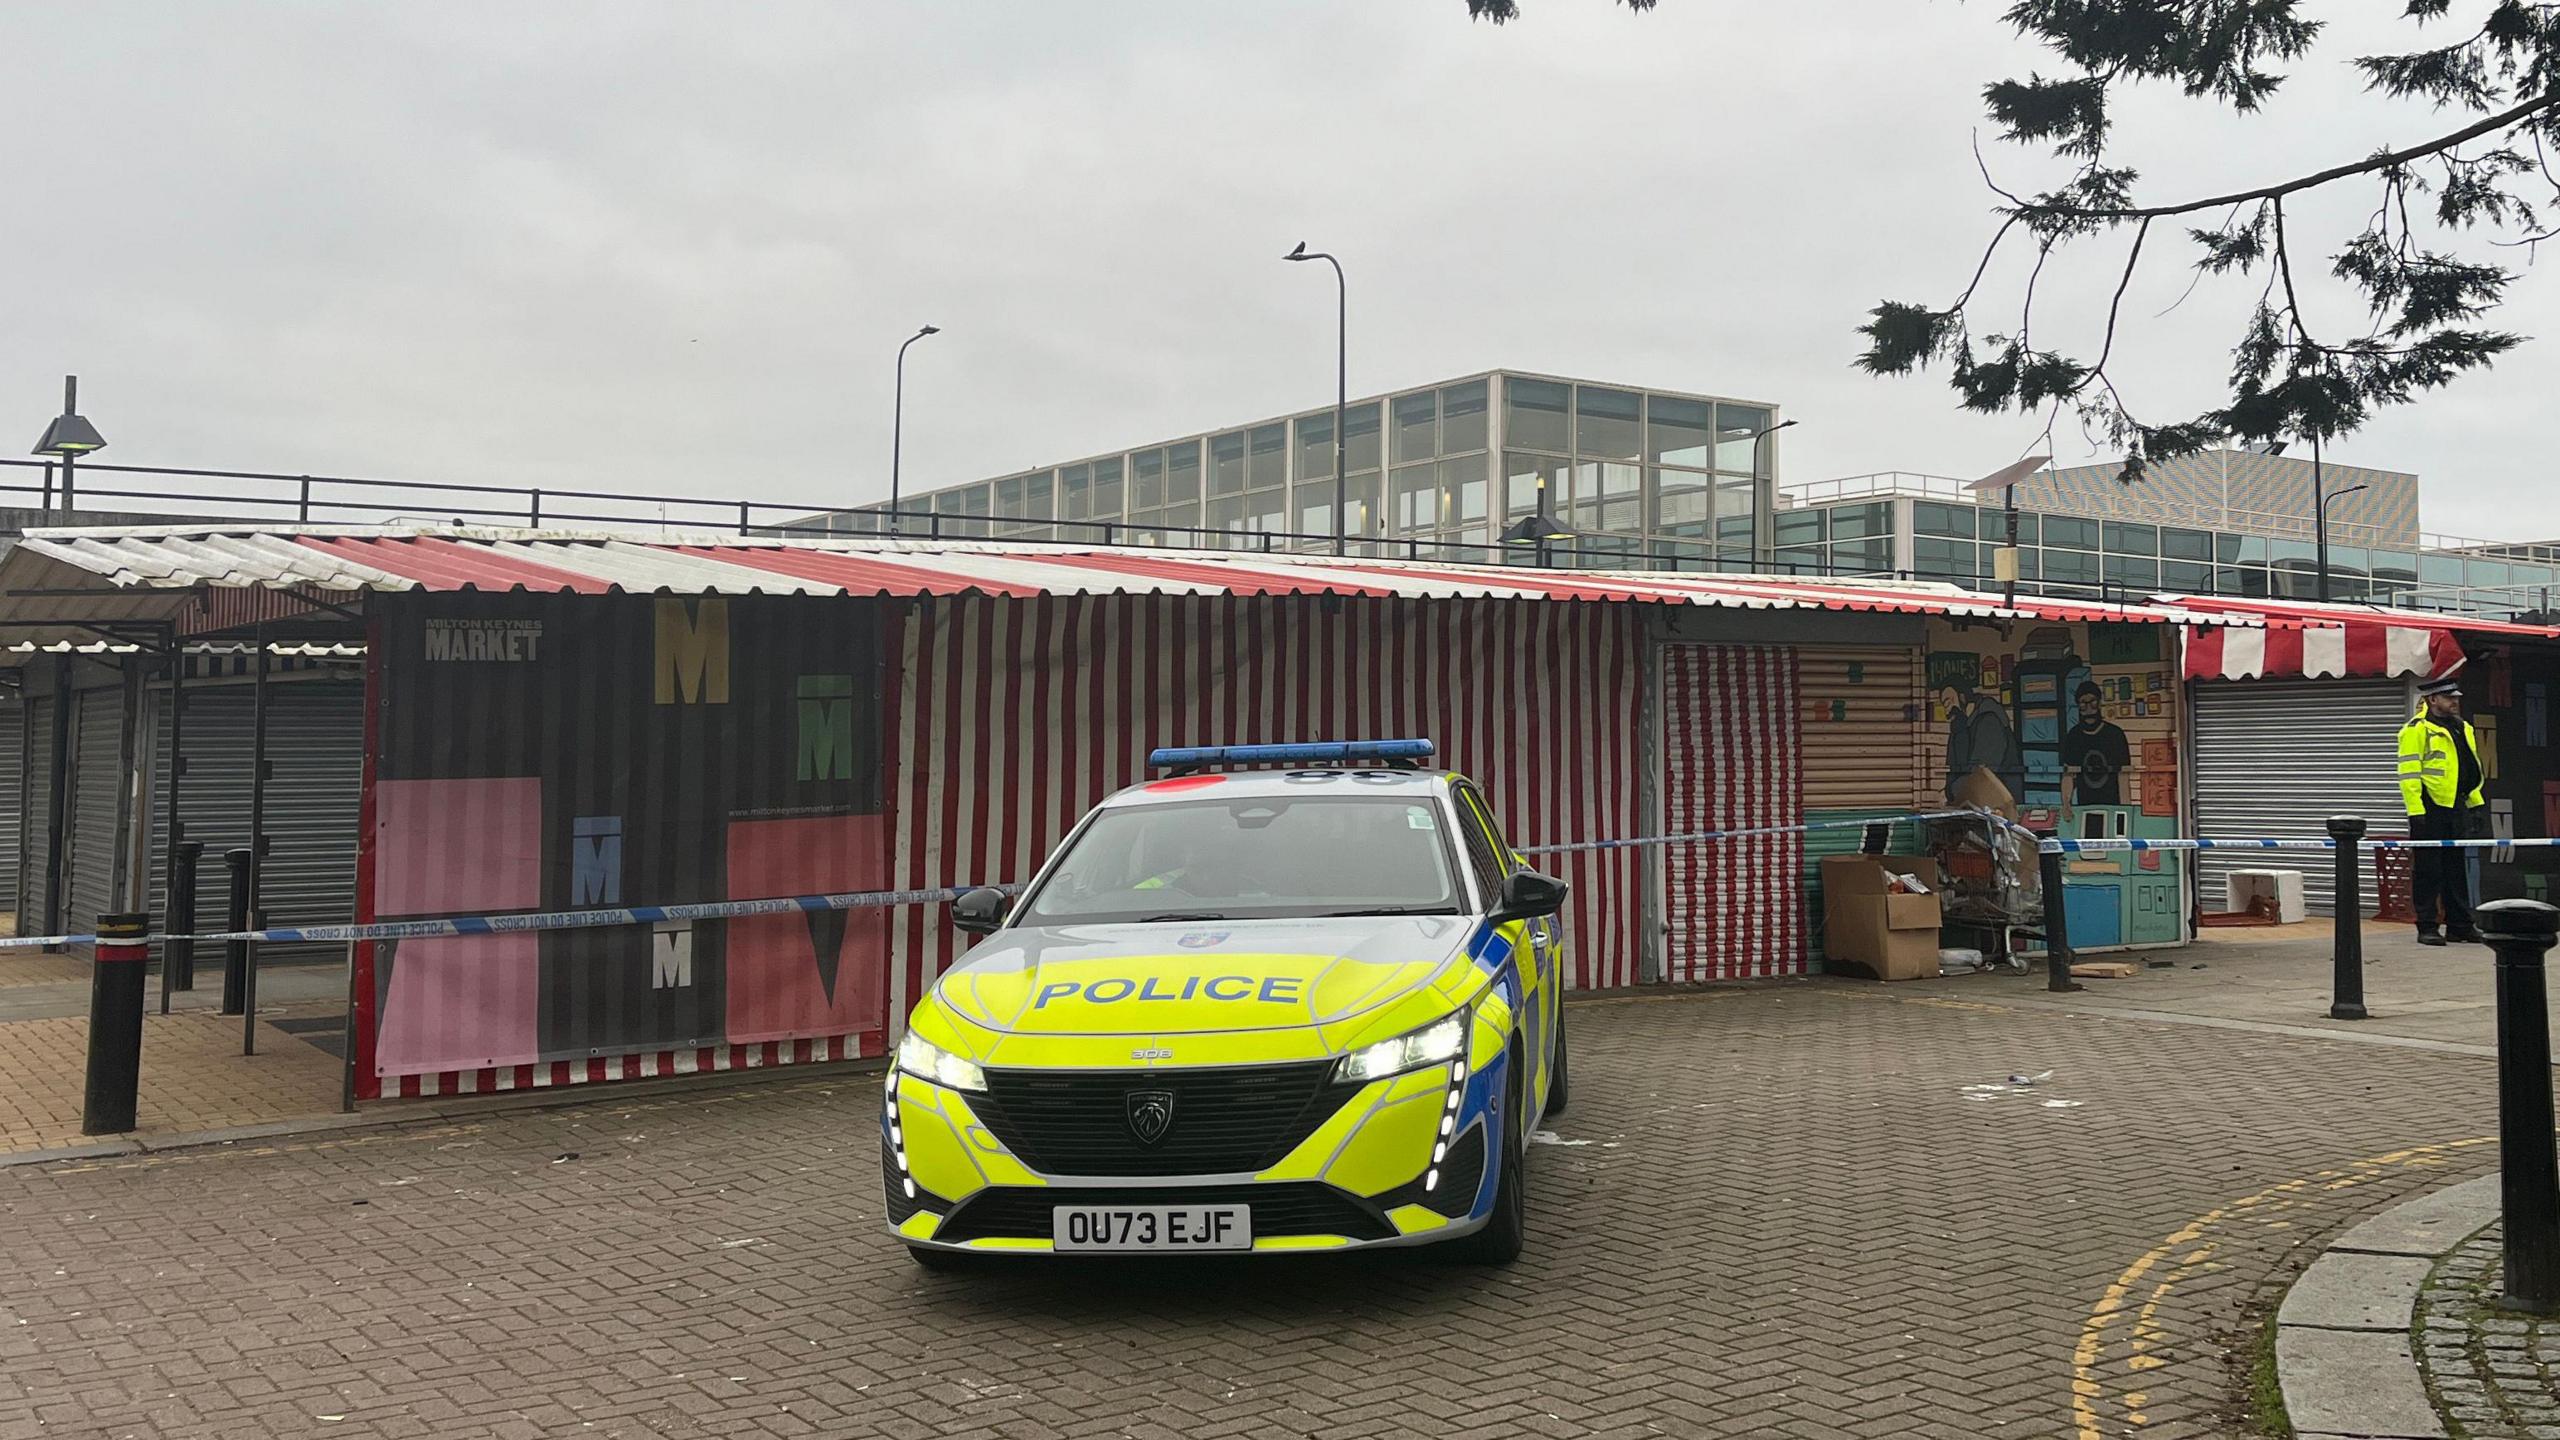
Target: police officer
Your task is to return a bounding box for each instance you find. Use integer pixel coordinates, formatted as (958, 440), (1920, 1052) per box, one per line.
(2398, 675), (2486, 945)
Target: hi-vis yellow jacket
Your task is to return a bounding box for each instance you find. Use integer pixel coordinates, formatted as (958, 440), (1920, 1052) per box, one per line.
(2398, 711), (2487, 815)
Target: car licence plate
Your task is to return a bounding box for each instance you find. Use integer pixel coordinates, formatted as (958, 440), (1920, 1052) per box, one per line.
(1051, 1203), (1252, 1252)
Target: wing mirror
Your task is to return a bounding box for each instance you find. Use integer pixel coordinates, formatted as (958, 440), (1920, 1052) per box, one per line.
(1492, 869), (1569, 922)
(951, 886), (1013, 936)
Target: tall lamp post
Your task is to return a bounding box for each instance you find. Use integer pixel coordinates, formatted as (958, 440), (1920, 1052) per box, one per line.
(890, 325), (940, 537)
(1969, 453), (2053, 608)
(1745, 417), (1798, 570)
(1284, 242), (1348, 557)
(32, 376), (108, 520)
(2321, 481), (2371, 602)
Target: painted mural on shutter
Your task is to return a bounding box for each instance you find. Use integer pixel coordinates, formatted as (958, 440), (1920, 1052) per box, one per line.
(883, 593), (1647, 1009)
(1660, 644), (1806, 981)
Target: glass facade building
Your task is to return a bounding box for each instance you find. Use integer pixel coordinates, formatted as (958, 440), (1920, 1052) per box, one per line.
(796, 370), (1786, 570)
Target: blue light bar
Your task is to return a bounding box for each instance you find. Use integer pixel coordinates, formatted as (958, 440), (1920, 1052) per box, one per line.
(1146, 739), (1436, 770)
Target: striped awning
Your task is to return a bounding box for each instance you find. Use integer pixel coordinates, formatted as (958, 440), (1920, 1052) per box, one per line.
(2183, 623), (2465, 682)
(0, 525), (2283, 646)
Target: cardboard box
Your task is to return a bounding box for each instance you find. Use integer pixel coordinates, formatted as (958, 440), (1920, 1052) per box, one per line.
(1822, 854), (1945, 982)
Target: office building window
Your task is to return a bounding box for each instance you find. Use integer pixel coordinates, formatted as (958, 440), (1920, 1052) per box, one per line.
(2104, 554), (2161, 590)
(1913, 538), (1977, 579)
(1344, 402), (1382, 475)
(1391, 463), (1437, 532)
(1647, 395), (1712, 469)
(1090, 457), (1123, 522)
(2044, 515), (2098, 551)
(1653, 468), (1711, 531)
(1060, 463), (1090, 521)
(2160, 560), (2213, 592)
(1442, 453), (1489, 527)
(1714, 404), (1774, 475)
(1505, 451), (1571, 519)
(2044, 549), (2100, 586)
(1441, 380), (1490, 453)
(1572, 460), (1642, 534)
(1774, 510), (1825, 547)
(2103, 521), (2159, 556)
(1131, 450), (1165, 511)
(2160, 526), (2213, 562)
(1831, 502), (1890, 540)
(1209, 431), (1247, 498)
(1575, 387), (1642, 462)
(1914, 502), (1973, 539)
(1296, 414), (1335, 482)
(1164, 442), (1200, 508)
(1504, 377), (1572, 453)
(1393, 392), (1436, 463)
(1248, 424), (1287, 492)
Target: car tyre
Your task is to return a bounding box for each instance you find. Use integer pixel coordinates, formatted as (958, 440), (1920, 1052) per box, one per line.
(905, 1244), (973, 1273)
(1451, 1054), (1528, 1266)
(1544, 1008), (1569, 1119)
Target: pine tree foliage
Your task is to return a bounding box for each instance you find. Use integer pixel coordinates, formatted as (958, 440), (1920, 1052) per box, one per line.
(1473, 1), (2560, 480)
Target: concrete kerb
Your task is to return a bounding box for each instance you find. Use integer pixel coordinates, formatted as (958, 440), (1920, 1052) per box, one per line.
(0, 1055), (893, 1172)
(2278, 1173), (2503, 1440)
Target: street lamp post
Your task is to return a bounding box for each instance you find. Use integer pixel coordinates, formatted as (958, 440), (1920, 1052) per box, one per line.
(32, 375), (108, 521)
(1284, 242), (1348, 558)
(2321, 478), (2372, 601)
(890, 325), (940, 537)
(1968, 453), (2054, 608)
(1745, 417), (1799, 571)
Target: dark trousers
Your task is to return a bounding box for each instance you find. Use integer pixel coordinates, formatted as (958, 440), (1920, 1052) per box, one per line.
(2411, 806), (2476, 934)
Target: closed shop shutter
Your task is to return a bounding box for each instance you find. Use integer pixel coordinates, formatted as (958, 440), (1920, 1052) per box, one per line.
(2193, 677), (2410, 915)
(0, 703), (20, 920)
(1660, 643), (1806, 981)
(1798, 646), (1924, 812)
(68, 686), (130, 932)
(146, 678), (365, 959)
(21, 698), (56, 931)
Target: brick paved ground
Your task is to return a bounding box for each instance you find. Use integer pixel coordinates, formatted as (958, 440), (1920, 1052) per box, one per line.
(0, 980), (2517, 1440)
(0, 1010), (344, 1154)
(2419, 1221), (2560, 1437)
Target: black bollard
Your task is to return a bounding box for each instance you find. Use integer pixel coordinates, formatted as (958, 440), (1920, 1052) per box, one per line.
(220, 846), (253, 1016)
(2038, 833), (2081, 993)
(2329, 816), (2369, 1021)
(2481, 899), (2560, 1313)
(167, 840), (202, 994)
(82, 914), (151, 1135)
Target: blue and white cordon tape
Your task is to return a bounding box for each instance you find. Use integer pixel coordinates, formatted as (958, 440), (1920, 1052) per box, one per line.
(2044, 835), (2560, 854)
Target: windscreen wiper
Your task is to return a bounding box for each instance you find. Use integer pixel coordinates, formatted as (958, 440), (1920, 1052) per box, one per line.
(1139, 911), (1231, 922)
(1321, 906), (1462, 917)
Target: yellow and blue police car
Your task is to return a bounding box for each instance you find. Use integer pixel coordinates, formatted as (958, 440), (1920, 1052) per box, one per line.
(882, 739), (1570, 1266)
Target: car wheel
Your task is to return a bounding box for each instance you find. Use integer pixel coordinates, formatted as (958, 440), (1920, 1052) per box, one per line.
(905, 1244), (973, 1273)
(1451, 1051), (1528, 1265)
(1544, 1008), (1569, 1119)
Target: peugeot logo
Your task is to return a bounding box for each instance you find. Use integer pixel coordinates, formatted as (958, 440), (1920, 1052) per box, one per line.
(1126, 1089), (1176, 1146)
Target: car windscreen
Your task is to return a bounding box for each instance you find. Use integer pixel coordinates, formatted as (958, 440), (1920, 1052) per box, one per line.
(1011, 794), (1466, 926)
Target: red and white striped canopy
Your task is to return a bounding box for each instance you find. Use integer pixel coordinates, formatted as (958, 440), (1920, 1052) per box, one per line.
(2183, 622), (2463, 682)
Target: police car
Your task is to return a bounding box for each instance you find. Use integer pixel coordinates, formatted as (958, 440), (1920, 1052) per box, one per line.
(882, 739), (1570, 1266)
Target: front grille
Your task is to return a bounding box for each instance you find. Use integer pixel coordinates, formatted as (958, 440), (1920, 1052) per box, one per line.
(969, 1061), (1354, 1177)
(935, 1183), (1397, 1244)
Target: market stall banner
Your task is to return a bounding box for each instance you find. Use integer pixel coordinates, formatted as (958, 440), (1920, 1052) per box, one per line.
(365, 593), (890, 1086)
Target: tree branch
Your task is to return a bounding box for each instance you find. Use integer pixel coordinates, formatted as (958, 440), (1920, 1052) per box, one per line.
(2017, 90), (2560, 222)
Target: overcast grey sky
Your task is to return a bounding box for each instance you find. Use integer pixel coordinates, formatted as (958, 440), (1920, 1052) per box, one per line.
(3, 1), (2551, 538)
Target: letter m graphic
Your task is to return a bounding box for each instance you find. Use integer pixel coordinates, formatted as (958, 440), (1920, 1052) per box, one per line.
(571, 817), (622, 905)
(798, 674), (856, 781)
(655, 598), (730, 704)
(652, 922), (694, 989)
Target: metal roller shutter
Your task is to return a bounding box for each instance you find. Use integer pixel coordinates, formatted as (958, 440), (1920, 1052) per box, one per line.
(1798, 646), (1925, 811)
(0, 703), (20, 922)
(2193, 677), (2410, 915)
(68, 686), (132, 932)
(21, 698), (56, 932)
(146, 678), (365, 959)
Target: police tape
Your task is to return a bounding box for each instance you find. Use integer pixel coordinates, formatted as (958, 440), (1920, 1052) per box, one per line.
(0, 806), (2018, 954)
(1517, 807), (2007, 857)
(2042, 835), (2560, 854)
(0, 881), (1028, 953)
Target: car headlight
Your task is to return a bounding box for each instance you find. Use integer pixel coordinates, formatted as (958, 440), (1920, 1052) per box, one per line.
(897, 1030), (988, 1092)
(1334, 1010), (1469, 1084)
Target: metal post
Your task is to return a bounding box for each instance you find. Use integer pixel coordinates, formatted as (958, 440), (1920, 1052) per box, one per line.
(39, 459), (54, 516)
(1330, 261), (1346, 559)
(529, 488), (542, 527)
(82, 913), (150, 1135)
(243, 636), (268, 1056)
(2328, 815), (2368, 1020)
(296, 476), (311, 523)
(2481, 899), (2560, 1312)
(892, 325), (938, 538)
(158, 644), (187, 1010)
(2039, 834), (2081, 992)
(60, 450), (75, 517)
(167, 841), (201, 997)
(221, 847), (252, 1015)
(41, 657), (72, 950)
(2312, 433), (2330, 604)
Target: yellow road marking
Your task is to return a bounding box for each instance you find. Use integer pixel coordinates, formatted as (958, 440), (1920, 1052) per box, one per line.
(2070, 1136), (2493, 1440)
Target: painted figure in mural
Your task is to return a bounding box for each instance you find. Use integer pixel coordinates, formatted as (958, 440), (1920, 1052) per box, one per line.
(2400, 675), (2487, 946)
(2060, 682), (2132, 806)
(1939, 684), (2024, 803)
